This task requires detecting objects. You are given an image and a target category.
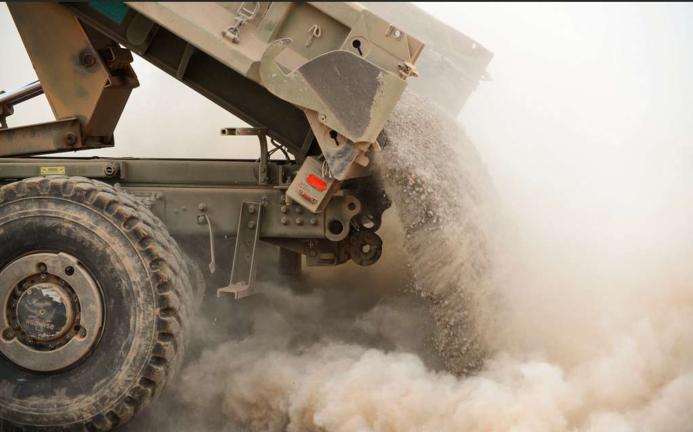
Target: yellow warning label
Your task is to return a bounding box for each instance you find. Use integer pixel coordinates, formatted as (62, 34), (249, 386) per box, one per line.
(39, 166), (66, 175)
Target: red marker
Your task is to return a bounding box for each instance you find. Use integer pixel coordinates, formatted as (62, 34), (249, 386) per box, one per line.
(306, 174), (327, 192)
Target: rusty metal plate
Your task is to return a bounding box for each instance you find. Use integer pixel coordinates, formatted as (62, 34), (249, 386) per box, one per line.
(0, 118), (88, 157)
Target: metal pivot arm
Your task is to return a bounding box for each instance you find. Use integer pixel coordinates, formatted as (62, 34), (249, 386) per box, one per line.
(217, 201), (263, 300)
(2, 3), (139, 158)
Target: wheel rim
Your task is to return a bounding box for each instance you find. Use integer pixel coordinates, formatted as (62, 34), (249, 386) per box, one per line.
(0, 252), (103, 372)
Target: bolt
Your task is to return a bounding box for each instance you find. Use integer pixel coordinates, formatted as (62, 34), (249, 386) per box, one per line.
(281, 216), (289, 225)
(197, 215), (206, 225)
(248, 205), (255, 214)
(280, 205), (288, 214)
(79, 50), (97, 67)
(309, 249), (318, 257)
(78, 327), (87, 338)
(295, 217), (304, 226)
(247, 220), (256, 229)
(155, 192), (164, 200)
(295, 206), (303, 214)
(198, 203), (207, 212)
(64, 132), (78, 146)
(319, 114), (327, 122)
(310, 218), (317, 226)
(2, 328), (15, 341)
(37, 263), (47, 273)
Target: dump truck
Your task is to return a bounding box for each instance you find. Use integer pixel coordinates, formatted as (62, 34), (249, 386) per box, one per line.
(0, 2), (491, 430)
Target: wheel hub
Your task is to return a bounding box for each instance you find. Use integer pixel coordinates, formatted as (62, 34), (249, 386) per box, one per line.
(347, 230), (383, 266)
(0, 252), (103, 372)
(13, 277), (77, 346)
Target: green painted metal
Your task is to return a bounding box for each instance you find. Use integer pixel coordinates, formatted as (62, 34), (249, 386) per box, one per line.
(88, 1), (128, 24)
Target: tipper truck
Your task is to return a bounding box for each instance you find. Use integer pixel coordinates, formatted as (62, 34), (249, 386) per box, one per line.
(0, 2), (491, 429)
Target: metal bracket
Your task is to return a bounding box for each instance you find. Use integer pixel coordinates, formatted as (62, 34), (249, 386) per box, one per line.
(217, 201), (262, 300)
(221, 127), (269, 185)
(8, 3), (138, 148)
(221, 2), (259, 44)
(0, 118), (90, 157)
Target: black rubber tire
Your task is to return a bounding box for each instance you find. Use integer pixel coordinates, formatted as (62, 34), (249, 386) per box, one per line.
(0, 176), (193, 431)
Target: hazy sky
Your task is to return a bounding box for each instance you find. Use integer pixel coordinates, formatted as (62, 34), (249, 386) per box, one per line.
(414, 3), (693, 265)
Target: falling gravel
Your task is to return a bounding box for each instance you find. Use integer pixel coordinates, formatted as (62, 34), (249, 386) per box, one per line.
(376, 90), (501, 375)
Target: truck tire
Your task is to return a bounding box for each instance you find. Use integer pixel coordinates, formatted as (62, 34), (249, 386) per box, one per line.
(0, 176), (192, 431)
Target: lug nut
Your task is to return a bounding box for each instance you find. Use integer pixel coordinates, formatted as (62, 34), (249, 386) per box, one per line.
(2, 328), (15, 341)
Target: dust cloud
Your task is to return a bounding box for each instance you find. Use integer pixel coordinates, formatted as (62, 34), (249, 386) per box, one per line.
(3, 2), (691, 430)
(125, 81), (693, 431)
(125, 3), (693, 431)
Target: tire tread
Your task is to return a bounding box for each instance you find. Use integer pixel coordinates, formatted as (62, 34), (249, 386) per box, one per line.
(0, 176), (193, 431)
